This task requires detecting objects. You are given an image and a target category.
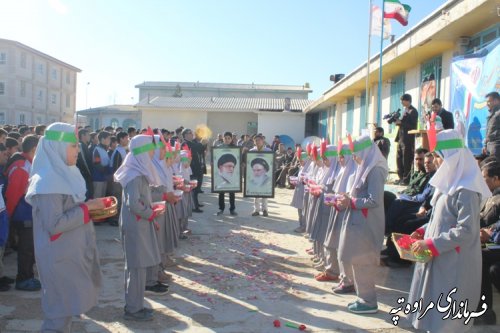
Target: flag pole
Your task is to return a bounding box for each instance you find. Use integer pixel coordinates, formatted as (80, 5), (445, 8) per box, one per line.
(365, 0), (372, 132)
(376, 0), (385, 126)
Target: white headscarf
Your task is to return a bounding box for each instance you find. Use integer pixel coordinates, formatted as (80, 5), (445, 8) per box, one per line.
(430, 129), (491, 203)
(114, 135), (162, 187)
(333, 144), (357, 194)
(349, 135), (388, 195)
(178, 150), (192, 179)
(323, 145), (340, 185)
(26, 122), (86, 204)
(151, 135), (173, 188)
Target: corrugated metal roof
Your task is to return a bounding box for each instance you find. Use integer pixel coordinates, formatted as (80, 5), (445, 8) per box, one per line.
(135, 81), (312, 92)
(136, 97), (312, 112)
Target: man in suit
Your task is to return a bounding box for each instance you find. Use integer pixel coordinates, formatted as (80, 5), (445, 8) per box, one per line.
(395, 93), (418, 185)
(182, 128), (204, 213)
(430, 98), (454, 130)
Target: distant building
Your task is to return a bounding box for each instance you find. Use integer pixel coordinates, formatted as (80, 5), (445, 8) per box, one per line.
(0, 38), (80, 125)
(136, 81), (312, 144)
(76, 105), (141, 131)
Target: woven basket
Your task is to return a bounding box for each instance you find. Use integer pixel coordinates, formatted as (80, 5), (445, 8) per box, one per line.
(391, 233), (432, 263)
(90, 196), (118, 220)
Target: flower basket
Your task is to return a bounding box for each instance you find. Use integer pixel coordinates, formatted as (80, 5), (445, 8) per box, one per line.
(183, 184), (192, 193)
(189, 180), (198, 188)
(323, 193), (339, 206)
(90, 196), (118, 221)
(173, 189), (184, 199)
(308, 184), (323, 197)
(289, 176), (299, 186)
(391, 233), (433, 263)
(173, 176), (184, 186)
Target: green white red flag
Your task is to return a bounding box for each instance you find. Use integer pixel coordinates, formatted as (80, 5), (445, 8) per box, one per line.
(384, 0), (411, 26)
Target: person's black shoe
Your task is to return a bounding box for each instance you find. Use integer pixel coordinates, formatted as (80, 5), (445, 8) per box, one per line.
(198, 204), (205, 207)
(0, 283), (10, 292)
(474, 309), (496, 325)
(124, 308), (154, 321)
(0, 276), (15, 285)
(145, 282), (169, 295)
(108, 220), (119, 226)
(216, 210), (224, 216)
(380, 257), (412, 268)
(192, 208), (203, 213)
(262, 210), (268, 217)
(199, 190), (205, 193)
(380, 248), (390, 256)
(230, 210), (238, 216)
(251, 211), (260, 216)
(179, 234), (188, 240)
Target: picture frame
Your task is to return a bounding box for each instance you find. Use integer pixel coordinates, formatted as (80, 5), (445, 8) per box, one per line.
(211, 147), (242, 193)
(244, 151), (275, 198)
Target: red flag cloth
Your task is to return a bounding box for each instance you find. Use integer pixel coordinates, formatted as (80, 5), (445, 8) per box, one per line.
(146, 126), (154, 136)
(347, 134), (354, 152)
(320, 139), (327, 158)
(428, 112), (437, 151)
(311, 143), (318, 161)
(337, 137), (343, 155)
(297, 146), (302, 161)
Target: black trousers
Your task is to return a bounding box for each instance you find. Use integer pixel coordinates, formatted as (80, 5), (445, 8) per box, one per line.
(218, 192), (235, 211)
(191, 173), (203, 208)
(397, 141), (415, 183)
(480, 249), (500, 312)
(385, 199), (422, 234)
(15, 224), (35, 282)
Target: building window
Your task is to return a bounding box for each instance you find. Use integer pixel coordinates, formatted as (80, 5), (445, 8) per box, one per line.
(66, 95), (70, 108)
(122, 119), (137, 129)
(66, 72), (70, 84)
(20, 81), (26, 97)
(37, 90), (43, 101)
(51, 94), (57, 104)
(0, 53), (6, 65)
(19, 113), (26, 125)
(110, 118), (119, 129)
(466, 24), (500, 54)
(389, 72), (406, 133)
(51, 68), (57, 80)
(20, 53), (26, 68)
(37, 63), (44, 75)
(0, 82), (5, 95)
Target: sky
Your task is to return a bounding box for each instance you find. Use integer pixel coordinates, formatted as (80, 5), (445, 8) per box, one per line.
(2, 0), (448, 110)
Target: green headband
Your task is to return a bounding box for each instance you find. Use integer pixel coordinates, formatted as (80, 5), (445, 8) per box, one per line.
(434, 138), (464, 151)
(157, 141), (165, 148)
(44, 130), (77, 143)
(132, 142), (156, 156)
(324, 150), (338, 157)
(300, 152), (308, 160)
(353, 139), (373, 153)
(181, 157), (189, 163)
(340, 149), (352, 156)
(165, 151), (173, 158)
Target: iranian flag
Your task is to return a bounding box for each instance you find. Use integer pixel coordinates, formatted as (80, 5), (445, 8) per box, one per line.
(384, 0), (411, 26)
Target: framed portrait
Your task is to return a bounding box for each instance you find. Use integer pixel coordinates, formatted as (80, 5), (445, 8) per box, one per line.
(211, 147), (242, 193)
(244, 151), (275, 198)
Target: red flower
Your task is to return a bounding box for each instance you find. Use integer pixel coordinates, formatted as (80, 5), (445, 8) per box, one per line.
(299, 324), (307, 331)
(102, 197), (113, 208)
(396, 234), (416, 250)
(273, 319), (281, 327)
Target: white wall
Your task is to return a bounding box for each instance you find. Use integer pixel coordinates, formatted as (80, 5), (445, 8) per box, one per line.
(257, 112), (305, 146)
(208, 112), (257, 139)
(142, 108), (208, 132)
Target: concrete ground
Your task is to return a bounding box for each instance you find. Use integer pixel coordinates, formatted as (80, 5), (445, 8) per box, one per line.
(1, 175), (499, 333)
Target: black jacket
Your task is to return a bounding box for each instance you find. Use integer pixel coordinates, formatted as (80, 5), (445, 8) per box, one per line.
(395, 105), (418, 144)
(183, 139), (204, 177)
(485, 105), (500, 145)
(76, 141), (93, 181)
(437, 108), (454, 130)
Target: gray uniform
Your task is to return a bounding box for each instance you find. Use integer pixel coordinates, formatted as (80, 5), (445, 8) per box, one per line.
(151, 186), (179, 255)
(121, 176), (161, 313)
(338, 166), (387, 306)
(408, 189), (481, 333)
(31, 194), (101, 331)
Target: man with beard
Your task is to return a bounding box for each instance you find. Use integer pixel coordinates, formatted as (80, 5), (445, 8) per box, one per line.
(249, 134), (272, 216)
(216, 132), (238, 216)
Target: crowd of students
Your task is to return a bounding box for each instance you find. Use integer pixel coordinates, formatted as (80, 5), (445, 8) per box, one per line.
(290, 128), (499, 331)
(0, 95), (499, 332)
